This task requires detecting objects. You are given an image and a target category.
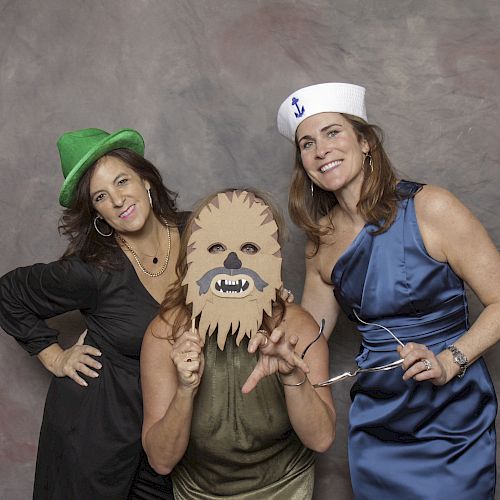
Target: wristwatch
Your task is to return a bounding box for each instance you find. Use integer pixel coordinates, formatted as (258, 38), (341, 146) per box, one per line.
(447, 344), (469, 378)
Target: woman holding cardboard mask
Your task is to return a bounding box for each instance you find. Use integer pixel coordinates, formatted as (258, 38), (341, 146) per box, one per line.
(141, 189), (335, 500)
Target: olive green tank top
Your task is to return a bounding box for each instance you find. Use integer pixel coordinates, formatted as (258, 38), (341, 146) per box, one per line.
(172, 334), (315, 499)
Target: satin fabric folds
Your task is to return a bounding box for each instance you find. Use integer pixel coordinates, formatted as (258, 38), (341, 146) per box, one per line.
(332, 181), (497, 500)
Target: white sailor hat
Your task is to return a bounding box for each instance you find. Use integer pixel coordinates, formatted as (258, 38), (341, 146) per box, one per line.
(277, 82), (367, 142)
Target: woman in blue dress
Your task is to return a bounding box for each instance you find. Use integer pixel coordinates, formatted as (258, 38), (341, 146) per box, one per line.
(276, 82), (499, 499)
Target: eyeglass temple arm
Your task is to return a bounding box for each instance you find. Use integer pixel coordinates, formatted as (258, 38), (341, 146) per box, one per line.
(300, 319), (325, 359)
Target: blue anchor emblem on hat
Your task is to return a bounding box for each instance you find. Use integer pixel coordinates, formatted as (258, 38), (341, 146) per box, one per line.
(291, 97), (305, 118)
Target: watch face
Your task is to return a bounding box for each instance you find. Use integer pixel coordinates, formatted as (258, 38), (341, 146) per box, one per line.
(449, 345), (468, 367)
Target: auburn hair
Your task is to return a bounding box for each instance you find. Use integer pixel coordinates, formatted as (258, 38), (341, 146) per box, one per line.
(288, 114), (400, 256)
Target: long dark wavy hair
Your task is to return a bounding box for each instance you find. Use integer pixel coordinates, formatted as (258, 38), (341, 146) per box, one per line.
(288, 114), (400, 256)
(155, 188), (286, 342)
(59, 148), (180, 269)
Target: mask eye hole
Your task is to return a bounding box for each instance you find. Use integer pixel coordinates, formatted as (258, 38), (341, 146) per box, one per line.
(241, 242), (260, 255)
(208, 243), (226, 254)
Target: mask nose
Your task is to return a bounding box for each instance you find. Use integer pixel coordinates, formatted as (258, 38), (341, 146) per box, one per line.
(224, 252), (242, 269)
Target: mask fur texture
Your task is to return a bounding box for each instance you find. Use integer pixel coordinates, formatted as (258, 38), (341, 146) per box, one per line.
(183, 191), (282, 350)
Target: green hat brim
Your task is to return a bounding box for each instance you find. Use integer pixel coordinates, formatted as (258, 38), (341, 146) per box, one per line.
(58, 128), (145, 207)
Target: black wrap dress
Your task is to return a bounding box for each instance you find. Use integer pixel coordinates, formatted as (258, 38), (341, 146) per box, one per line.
(0, 216), (187, 499)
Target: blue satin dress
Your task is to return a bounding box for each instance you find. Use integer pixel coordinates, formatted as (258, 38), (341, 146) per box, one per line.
(332, 181), (497, 499)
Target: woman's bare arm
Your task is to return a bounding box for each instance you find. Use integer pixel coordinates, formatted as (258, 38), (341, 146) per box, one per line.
(244, 303), (335, 452)
(141, 315), (204, 474)
(401, 185), (500, 384)
(301, 239), (341, 340)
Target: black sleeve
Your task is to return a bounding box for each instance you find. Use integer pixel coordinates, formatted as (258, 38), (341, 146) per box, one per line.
(0, 257), (99, 355)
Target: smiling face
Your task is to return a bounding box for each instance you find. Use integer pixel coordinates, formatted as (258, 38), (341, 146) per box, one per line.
(89, 155), (152, 234)
(183, 191), (282, 350)
(296, 112), (369, 193)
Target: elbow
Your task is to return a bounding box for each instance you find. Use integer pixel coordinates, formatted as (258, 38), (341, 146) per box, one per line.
(305, 410), (336, 453)
(308, 428), (336, 453)
(310, 429), (336, 453)
(142, 434), (174, 476)
(142, 446), (174, 475)
(149, 461), (173, 476)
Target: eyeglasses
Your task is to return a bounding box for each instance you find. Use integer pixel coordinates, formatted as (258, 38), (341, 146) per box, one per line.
(304, 312), (405, 388)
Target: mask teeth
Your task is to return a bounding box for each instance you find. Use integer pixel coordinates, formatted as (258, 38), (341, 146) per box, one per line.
(215, 279), (249, 293)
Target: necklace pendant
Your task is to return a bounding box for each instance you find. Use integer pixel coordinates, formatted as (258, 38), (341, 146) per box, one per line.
(116, 219), (171, 278)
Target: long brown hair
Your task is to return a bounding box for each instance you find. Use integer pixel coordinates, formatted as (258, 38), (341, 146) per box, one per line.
(288, 114), (400, 255)
(59, 148), (180, 269)
(156, 188), (286, 341)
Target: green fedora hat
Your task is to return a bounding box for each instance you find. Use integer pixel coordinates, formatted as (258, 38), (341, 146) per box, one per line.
(57, 128), (145, 207)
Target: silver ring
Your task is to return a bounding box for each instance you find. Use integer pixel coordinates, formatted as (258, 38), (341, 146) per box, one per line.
(422, 358), (432, 371)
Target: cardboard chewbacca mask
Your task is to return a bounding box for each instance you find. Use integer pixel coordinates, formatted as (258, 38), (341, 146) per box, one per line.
(183, 190), (283, 350)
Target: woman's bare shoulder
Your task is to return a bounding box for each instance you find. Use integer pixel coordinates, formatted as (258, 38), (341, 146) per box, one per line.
(415, 184), (469, 222)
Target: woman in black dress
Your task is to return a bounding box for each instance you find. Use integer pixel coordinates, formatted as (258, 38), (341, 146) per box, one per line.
(0, 128), (187, 499)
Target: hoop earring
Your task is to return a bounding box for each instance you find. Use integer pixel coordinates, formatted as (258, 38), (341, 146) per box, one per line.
(310, 181), (314, 197)
(93, 216), (113, 237)
(147, 188), (153, 208)
(364, 153), (374, 174)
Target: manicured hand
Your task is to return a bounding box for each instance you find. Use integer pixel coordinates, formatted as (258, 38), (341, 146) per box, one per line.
(52, 331), (102, 387)
(398, 342), (447, 385)
(242, 328), (309, 394)
(279, 286), (295, 303)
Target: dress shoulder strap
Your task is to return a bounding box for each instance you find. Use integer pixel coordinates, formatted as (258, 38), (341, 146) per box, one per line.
(396, 180), (425, 199)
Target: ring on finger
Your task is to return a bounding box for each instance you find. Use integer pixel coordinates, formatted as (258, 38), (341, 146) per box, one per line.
(422, 358), (432, 371)
(257, 329), (269, 346)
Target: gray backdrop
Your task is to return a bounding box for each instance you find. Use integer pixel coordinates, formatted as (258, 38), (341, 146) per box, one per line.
(0, 1), (499, 499)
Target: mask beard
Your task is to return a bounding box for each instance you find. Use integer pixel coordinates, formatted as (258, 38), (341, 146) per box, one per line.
(197, 291), (276, 350)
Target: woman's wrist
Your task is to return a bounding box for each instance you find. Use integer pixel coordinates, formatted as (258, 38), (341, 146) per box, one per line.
(176, 383), (199, 398)
(37, 343), (64, 376)
(436, 350), (460, 384)
(278, 367), (307, 387)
